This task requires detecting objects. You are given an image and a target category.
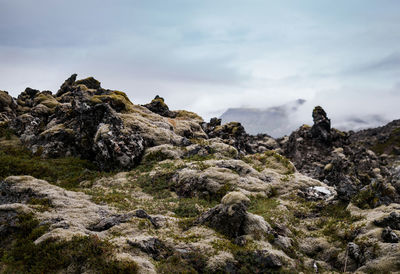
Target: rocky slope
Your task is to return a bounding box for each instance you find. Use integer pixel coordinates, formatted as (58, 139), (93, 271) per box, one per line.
(0, 75), (399, 273)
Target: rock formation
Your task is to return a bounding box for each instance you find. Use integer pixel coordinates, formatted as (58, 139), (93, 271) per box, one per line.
(0, 75), (399, 273)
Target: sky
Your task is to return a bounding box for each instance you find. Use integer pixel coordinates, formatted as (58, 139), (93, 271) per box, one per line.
(1, 0), (400, 129)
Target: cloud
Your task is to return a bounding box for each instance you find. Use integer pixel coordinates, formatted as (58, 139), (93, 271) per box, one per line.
(1, 0), (400, 128)
(347, 52), (400, 74)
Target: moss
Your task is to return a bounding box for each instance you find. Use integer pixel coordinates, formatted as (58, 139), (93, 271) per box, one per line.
(27, 197), (52, 212)
(244, 151), (295, 175)
(351, 181), (392, 209)
(316, 202), (364, 246)
(174, 199), (200, 218)
(157, 251), (208, 274)
(143, 150), (173, 165)
(0, 142), (111, 190)
(174, 110), (203, 122)
(0, 124), (14, 140)
(248, 197), (281, 226)
(74, 77), (101, 89)
(136, 172), (175, 199)
(371, 128), (400, 155)
(1, 213), (138, 273)
(91, 91), (134, 112)
(33, 93), (59, 109)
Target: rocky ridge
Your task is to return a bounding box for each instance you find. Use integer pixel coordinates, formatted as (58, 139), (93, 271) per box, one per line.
(0, 75), (399, 273)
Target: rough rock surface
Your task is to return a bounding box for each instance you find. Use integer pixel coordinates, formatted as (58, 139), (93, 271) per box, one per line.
(280, 106), (400, 206)
(1, 75), (400, 273)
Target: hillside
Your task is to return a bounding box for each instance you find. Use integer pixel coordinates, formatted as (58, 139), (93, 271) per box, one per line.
(0, 75), (399, 273)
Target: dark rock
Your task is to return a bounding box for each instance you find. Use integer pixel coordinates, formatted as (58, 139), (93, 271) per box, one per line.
(127, 237), (172, 260)
(88, 214), (132, 232)
(374, 212), (400, 230)
(75, 77), (101, 89)
(0, 208), (19, 237)
(134, 209), (160, 228)
(348, 242), (362, 263)
(142, 95), (176, 118)
(381, 226), (399, 243)
(196, 202), (247, 238)
(311, 106), (331, 143)
(202, 118), (252, 154)
(280, 106), (400, 205)
(0, 180), (43, 205)
(56, 73), (77, 97)
(11, 81), (145, 170)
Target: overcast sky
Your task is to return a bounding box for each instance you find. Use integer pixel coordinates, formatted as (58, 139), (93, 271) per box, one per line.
(1, 0), (400, 127)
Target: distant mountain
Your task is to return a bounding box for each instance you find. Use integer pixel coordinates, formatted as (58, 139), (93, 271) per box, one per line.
(221, 99), (390, 138)
(220, 99), (306, 137)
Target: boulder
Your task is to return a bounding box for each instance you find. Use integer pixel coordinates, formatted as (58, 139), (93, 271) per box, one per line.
(381, 227), (399, 243)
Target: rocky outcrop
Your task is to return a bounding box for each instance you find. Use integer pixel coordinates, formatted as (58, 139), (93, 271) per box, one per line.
(280, 106), (400, 206)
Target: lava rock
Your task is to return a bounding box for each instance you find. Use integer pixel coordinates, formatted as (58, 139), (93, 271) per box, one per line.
(143, 95), (176, 118)
(196, 192), (249, 238)
(381, 227), (399, 243)
(127, 237), (172, 260)
(374, 212), (400, 230)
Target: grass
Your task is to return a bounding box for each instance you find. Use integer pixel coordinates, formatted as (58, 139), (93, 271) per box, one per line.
(315, 202), (364, 246)
(1, 213), (138, 274)
(248, 197), (281, 225)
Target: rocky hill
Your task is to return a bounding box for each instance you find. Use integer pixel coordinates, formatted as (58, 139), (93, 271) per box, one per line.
(0, 75), (399, 273)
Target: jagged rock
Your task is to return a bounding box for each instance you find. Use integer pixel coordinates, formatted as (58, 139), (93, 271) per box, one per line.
(381, 227), (399, 243)
(127, 237), (172, 260)
(143, 95), (175, 118)
(298, 186), (335, 201)
(202, 118), (252, 153)
(311, 106), (331, 142)
(88, 213), (133, 232)
(75, 77), (101, 89)
(280, 106), (400, 205)
(374, 211), (400, 230)
(348, 242), (363, 263)
(196, 193), (248, 238)
(197, 192), (273, 240)
(134, 209), (160, 228)
(56, 73), (77, 97)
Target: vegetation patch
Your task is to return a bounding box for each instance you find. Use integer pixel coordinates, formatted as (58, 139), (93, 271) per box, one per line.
(0, 140), (110, 190)
(157, 251), (208, 274)
(243, 151), (295, 175)
(371, 128), (400, 155)
(1, 213), (138, 273)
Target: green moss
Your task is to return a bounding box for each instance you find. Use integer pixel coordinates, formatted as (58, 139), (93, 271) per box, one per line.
(174, 199), (200, 218)
(27, 197), (52, 212)
(351, 181), (392, 209)
(0, 142), (110, 190)
(316, 202), (364, 246)
(248, 197), (281, 226)
(174, 110), (203, 121)
(74, 77), (101, 89)
(0, 124), (14, 140)
(91, 91), (134, 112)
(1, 213), (138, 273)
(244, 151), (295, 175)
(136, 172), (174, 199)
(143, 150), (173, 164)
